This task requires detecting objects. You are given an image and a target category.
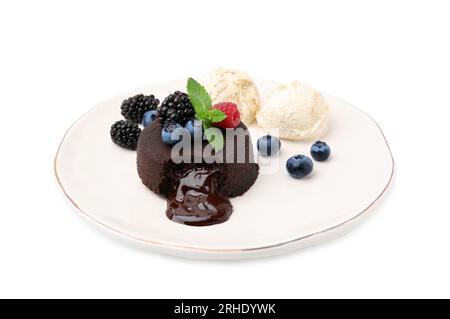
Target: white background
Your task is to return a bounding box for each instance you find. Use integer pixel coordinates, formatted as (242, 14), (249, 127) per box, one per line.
(1, 0), (449, 298)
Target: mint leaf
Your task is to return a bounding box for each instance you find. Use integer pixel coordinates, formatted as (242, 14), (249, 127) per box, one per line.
(187, 77), (212, 116)
(207, 108), (226, 123)
(195, 110), (208, 122)
(203, 122), (224, 151)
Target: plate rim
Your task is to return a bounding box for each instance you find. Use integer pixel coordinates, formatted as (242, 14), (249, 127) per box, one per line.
(54, 82), (395, 255)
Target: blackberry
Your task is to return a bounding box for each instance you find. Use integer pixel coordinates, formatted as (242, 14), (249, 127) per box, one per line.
(157, 91), (195, 125)
(110, 120), (141, 150)
(121, 94), (159, 123)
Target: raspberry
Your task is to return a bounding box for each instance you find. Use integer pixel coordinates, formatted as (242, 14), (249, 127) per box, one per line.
(212, 102), (241, 129)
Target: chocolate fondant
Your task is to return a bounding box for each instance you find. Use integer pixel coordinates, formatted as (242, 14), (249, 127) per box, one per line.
(136, 121), (259, 200)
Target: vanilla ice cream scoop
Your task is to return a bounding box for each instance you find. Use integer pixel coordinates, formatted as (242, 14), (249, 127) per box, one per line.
(204, 68), (260, 124)
(256, 81), (329, 140)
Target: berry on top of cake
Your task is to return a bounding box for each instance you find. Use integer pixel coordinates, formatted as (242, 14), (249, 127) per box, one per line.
(157, 91), (195, 126)
(211, 102), (241, 129)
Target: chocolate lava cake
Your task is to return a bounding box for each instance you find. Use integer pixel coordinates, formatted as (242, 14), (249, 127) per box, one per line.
(137, 121), (259, 200)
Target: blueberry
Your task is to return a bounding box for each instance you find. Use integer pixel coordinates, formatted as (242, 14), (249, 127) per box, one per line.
(184, 119), (203, 136)
(310, 141), (331, 161)
(286, 155), (313, 178)
(257, 135), (281, 157)
(161, 122), (183, 145)
(142, 110), (157, 128)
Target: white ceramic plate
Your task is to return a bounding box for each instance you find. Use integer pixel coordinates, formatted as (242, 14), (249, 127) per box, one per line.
(55, 80), (394, 260)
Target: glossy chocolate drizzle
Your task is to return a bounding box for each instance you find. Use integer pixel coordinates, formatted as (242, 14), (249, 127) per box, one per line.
(166, 168), (232, 226)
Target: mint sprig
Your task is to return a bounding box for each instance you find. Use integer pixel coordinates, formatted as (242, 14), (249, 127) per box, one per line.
(186, 77), (226, 151)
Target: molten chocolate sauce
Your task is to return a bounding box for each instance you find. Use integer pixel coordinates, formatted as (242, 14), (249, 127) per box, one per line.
(166, 168), (232, 226)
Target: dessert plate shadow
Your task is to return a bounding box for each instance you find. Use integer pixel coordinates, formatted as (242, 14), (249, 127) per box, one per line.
(55, 80), (394, 260)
